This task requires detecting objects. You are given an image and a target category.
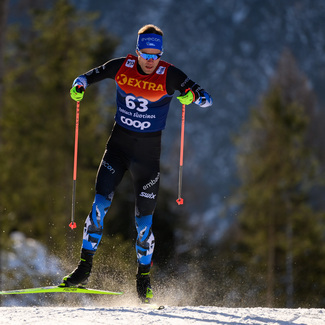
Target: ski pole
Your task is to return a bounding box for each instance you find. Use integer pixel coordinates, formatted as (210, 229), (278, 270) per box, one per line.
(69, 101), (80, 229)
(176, 104), (186, 205)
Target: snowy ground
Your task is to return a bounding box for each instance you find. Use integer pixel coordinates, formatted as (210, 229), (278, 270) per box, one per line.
(1, 233), (325, 324)
(1, 306), (325, 324)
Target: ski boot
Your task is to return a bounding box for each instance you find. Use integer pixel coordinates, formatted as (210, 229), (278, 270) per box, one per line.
(60, 250), (93, 287)
(136, 264), (153, 303)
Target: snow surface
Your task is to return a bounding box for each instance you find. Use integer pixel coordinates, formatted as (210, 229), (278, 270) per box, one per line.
(1, 305), (325, 324)
(1, 232), (325, 324)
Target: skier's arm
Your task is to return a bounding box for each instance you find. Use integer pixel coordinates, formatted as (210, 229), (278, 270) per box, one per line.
(166, 65), (213, 107)
(70, 57), (125, 101)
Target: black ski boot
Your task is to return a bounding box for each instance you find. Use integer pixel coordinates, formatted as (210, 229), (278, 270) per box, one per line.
(60, 250), (93, 287)
(136, 264), (153, 303)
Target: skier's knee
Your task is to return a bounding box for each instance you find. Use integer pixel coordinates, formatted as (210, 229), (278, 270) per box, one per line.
(82, 193), (112, 252)
(90, 193), (112, 227)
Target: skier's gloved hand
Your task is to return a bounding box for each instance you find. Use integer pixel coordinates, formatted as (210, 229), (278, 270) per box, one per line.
(194, 89), (213, 108)
(70, 85), (85, 102)
(177, 88), (195, 105)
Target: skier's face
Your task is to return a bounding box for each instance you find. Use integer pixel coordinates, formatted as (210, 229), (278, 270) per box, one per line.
(136, 48), (162, 74)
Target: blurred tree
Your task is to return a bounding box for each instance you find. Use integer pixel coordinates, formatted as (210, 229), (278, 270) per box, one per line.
(234, 50), (325, 307)
(0, 0), (118, 255)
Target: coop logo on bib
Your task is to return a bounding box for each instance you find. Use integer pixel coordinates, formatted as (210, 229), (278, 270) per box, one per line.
(120, 116), (151, 130)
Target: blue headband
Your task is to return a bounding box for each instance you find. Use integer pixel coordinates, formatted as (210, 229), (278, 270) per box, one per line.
(136, 33), (163, 51)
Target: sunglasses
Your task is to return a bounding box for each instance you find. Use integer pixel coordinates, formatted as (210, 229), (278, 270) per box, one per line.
(138, 50), (163, 61)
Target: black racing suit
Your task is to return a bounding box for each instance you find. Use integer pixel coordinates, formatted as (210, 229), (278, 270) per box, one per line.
(76, 56), (209, 267)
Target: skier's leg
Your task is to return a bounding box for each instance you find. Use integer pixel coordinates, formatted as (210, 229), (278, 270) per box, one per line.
(131, 146), (160, 302)
(135, 214), (155, 266)
(63, 136), (127, 286)
(130, 133), (161, 269)
(82, 146), (127, 254)
(134, 173), (159, 301)
(133, 163), (160, 268)
(82, 193), (113, 253)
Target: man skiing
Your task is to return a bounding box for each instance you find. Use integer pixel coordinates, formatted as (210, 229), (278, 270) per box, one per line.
(61, 24), (213, 303)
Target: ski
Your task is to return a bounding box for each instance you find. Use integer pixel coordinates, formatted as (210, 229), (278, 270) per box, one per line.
(0, 285), (123, 295)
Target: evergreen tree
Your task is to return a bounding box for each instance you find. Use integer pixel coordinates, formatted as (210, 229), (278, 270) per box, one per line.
(234, 50), (325, 307)
(0, 0), (118, 254)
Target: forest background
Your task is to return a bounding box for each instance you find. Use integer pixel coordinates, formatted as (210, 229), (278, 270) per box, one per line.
(1, 0), (325, 308)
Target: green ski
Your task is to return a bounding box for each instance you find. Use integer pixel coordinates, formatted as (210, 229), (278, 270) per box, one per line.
(0, 286), (123, 295)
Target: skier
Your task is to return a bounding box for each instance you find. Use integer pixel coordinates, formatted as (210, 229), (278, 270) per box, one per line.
(61, 24), (213, 303)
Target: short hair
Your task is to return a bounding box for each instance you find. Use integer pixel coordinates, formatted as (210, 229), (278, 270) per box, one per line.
(138, 24), (163, 36)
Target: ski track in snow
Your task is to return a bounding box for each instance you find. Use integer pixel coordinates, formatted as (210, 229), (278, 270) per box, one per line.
(1, 306), (325, 325)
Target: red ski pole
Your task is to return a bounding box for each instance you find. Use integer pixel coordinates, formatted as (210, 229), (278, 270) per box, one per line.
(69, 101), (80, 229)
(176, 104), (186, 205)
